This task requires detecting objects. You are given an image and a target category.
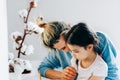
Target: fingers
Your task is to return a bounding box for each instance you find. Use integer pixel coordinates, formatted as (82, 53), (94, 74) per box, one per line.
(61, 66), (76, 80)
(64, 66), (76, 76)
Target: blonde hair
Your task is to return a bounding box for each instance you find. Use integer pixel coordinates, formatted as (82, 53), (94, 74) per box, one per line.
(39, 21), (69, 49)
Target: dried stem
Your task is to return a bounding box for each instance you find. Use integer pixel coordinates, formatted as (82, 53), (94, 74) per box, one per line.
(24, 7), (32, 23)
(17, 30), (27, 58)
(17, 5), (32, 58)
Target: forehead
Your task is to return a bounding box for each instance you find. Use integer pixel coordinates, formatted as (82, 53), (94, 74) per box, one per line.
(67, 44), (83, 50)
(53, 35), (66, 49)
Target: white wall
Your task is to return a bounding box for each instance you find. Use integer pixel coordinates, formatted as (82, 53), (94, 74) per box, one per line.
(7, 0), (120, 65)
(0, 0), (9, 80)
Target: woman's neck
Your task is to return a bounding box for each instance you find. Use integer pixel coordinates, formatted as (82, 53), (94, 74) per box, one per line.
(80, 52), (97, 68)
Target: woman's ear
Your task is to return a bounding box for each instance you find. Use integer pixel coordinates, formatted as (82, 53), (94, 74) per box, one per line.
(87, 44), (93, 51)
(67, 23), (71, 28)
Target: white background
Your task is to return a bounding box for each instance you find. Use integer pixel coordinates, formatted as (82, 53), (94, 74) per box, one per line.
(0, 0), (8, 80)
(6, 0), (120, 79)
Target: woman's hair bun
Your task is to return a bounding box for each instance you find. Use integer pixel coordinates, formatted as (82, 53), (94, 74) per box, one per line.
(36, 16), (46, 28)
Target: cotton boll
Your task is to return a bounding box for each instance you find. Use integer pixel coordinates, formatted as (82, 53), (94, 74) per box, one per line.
(35, 27), (44, 34)
(25, 45), (34, 56)
(29, 0), (38, 8)
(12, 58), (25, 80)
(14, 58), (32, 71)
(26, 22), (35, 31)
(14, 58), (26, 69)
(8, 53), (14, 64)
(9, 53), (15, 65)
(23, 60), (32, 70)
(32, 1), (37, 7)
(26, 21), (44, 34)
(26, 22), (39, 31)
(13, 40), (22, 49)
(18, 9), (28, 18)
(10, 31), (23, 41)
(8, 52), (14, 60)
(21, 45), (27, 53)
(14, 64), (24, 74)
(13, 42), (18, 49)
(14, 64), (23, 80)
(13, 58), (25, 75)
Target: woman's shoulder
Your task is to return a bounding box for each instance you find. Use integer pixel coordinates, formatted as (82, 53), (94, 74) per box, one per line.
(96, 31), (109, 44)
(96, 32), (107, 38)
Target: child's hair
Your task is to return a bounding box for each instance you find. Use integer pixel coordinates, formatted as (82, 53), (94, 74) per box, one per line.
(65, 22), (99, 52)
(38, 21), (69, 49)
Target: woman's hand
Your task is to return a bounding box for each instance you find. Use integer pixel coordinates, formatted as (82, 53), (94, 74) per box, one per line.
(61, 66), (76, 80)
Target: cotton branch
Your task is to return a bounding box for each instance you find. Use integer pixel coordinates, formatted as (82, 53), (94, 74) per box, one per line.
(17, 1), (37, 58)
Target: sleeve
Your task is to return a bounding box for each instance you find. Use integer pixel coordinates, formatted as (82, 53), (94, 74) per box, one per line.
(37, 51), (61, 77)
(96, 32), (119, 80)
(93, 63), (108, 78)
(71, 57), (78, 71)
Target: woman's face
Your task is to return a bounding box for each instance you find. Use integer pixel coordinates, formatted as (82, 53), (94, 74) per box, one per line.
(53, 35), (70, 52)
(67, 44), (91, 60)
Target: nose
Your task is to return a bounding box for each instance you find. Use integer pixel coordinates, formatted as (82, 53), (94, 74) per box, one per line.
(72, 53), (77, 57)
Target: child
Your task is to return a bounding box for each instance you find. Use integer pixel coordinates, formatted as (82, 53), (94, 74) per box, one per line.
(64, 23), (108, 80)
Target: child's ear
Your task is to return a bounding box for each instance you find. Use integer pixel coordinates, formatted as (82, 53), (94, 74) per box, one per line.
(87, 44), (93, 51)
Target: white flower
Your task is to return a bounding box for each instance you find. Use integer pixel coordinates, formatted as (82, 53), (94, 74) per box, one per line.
(11, 31), (23, 41)
(33, 1), (37, 7)
(21, 44), (27, 53)
(23, 60), (32, 70)
(13, 41), (22, 49)
(13, 58), (25, 75)
(8, 52), (14, 64)
(14, 58), (25, 69)
(29, 0), (39, 7)
(34, 24), (44, 34)
(26, 22), (43, 33)
(13, 59), (32, 80)
(25, 45), (34, 56)
(14, 65), (22, 80)
(14, 64), (24, 74)
(14, 58), (32, 71)
(18, 9), (28, 18)
(26, 22), (36, 30)
(8, 52), (14, 60)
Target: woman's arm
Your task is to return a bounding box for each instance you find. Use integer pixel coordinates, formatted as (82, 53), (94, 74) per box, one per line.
(38, 51), (61, 78)
(45, 69), (62, 79)
(96, 32), (119, 79)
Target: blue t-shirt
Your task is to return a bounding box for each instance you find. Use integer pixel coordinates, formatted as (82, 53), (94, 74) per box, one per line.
(38, 32), (119, 80)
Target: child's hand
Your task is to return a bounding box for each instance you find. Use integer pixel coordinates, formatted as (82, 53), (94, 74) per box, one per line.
(61, 66), (76, 80)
